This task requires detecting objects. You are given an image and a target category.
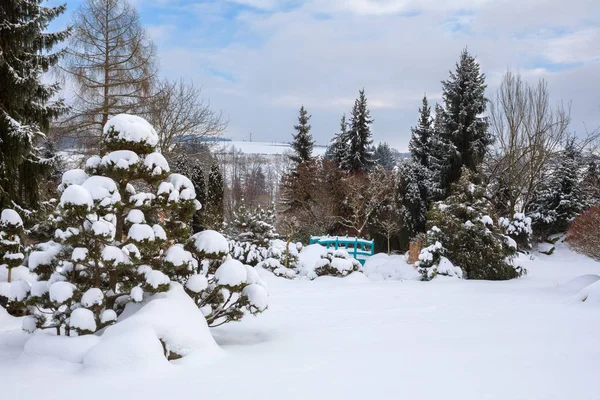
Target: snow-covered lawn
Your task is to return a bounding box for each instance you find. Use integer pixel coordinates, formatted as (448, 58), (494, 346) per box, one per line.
(1, 244), (599, 400)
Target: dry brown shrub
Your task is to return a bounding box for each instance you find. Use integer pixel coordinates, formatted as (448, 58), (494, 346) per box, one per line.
(408, 239), (423, 264)
(566, 205), (600, 260)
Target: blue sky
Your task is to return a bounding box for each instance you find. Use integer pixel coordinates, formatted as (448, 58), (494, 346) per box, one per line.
(49, 0), (600, 150)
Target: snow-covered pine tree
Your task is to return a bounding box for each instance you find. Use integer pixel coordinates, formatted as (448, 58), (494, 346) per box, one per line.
(190, 162), (206, 233)
(529, 138), (586, 237)
(205, 163), (224, 230)
(0, 1), (70, 210)
(409, 95), (433, 169)
(421, 168), (522, 281)
(0, 209), (29, 315)
(26, 114), (199, 335)
(341, 89), (374, 173)
(438, 49), (490, 191)
(428, 104), (453, 199)
(373, 142), (396, 170)
(325, 114), (348, 166)
(228, 203), (278, 266)
(396, 161), (430, 240)
(290, 106), (315, 166)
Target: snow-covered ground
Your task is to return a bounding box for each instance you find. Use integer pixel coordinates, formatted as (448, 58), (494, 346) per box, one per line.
(1, 243), (599, 400)
(218, 140), (328, 156)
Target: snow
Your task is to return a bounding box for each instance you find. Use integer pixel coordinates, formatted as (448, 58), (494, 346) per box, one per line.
(0, 280), (30, 301)
(363, 253), (421, 281)
(2, 243), (600, 399)
(72, 247), (88, 261)
(101, 150), (140, 170)
(1, 209), (23, 227)
(90, 219), (116, 239)
(59, 184), (93, 208)
(480, 215), (493, 225)
(70, 308), (97, 332)
(81, 288), (104, 307)
(130, 286), (144, 302)
(152, 225), (167, 241)
(28, 242), (61, 272)
(144, 153), (170, 175)
(82, 176), (121, 205)
(215, 259), (247, 287)
(167, 174), (195, 193)
(192, 230), (229, 255)
(242, 283), (268, 311)
(49, 281), (76, 304)
(126, 209), (145, 224)
(128, 224), (156, 242)
(60, 169), (88, 190)
(102, 246), (129, 265)
(145, 270), (170, 289)
(185, 274), (208, 293)
(165, 246), (195, 268)
(101, 309), (118, 323)
(103, 114), (159, 148)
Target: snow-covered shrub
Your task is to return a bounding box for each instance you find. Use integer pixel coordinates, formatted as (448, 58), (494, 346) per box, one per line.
(566, 205), (600, 261)
(25, 114), (199, 335)
(185, 230), (268, 326)
(498, 213), (532, 250)
(314, 249), (361, 277)
(226, 203), (278, 266)
(0, 209), (28, 315)
(423, 169), (523, 281)
(415, 227), (462, 280)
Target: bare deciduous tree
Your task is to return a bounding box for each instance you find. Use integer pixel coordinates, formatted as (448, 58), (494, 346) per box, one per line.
(61, 0), (157, 146)
(147, 79), (228, 155)
(489, 70), (571, 216)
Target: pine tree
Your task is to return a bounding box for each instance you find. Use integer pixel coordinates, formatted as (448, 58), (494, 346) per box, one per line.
(205, 163), (224, 230)
(373, 142), (396, 170)
(341, 89), (374, 173)
(0, 1), (70, 209)
(438, 49), (490, 190)
(190, 163), (206, 233)
(290, 106), (315, 166)
(409, 95), (433, 168)
(325, 114), (348, 166)
(426, 104), (449, 200)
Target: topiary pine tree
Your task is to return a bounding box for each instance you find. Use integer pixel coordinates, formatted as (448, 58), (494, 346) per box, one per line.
(325, 114), (348, 166)
(341, 89), (374, 173)
(438, 49), (490, 191)
(409, 95), (433, 169)
(25, 114), (200, 335)
(0, 1), (70, 210)
(205, 162), (224, 230)
(290, 106), (315, 166)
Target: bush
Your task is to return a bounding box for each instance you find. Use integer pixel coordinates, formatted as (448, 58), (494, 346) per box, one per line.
(567, 205), (600, 260)
(314, 249), (360, 277)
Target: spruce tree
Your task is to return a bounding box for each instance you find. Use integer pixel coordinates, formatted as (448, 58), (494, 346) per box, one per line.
(190, 163), (206, 233)
(341, 89), (374, 173)
(290, 106), (315, 166)
(325, 114), (348, 166)
(426, 104), (449, 200)
(439, 49), (490, 190)
(409, 95), (433, 168)
(205, 163), (224, 230)
(373, 142), (396, 170)
(0, 1), (70, 209)
(396, 161), (430, 239)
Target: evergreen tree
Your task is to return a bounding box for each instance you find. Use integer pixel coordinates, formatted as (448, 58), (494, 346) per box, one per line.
(341, 89), (374, 173)
(426, 104), (449, 200)
(190, 163), (206, 233)
(290, 106), (314, 166)
(205, 163), (224, 230)
(409, 95), (433, 168)
(438, 49), (490, 191)
(529, 139), (586, 236)
(396, 161), (430, 239)
(373, 142), (396, 170)
(0, 1), (70, 209)
(325, 114), (348, 166)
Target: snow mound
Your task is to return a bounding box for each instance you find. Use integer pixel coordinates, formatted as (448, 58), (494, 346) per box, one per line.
(128, 224), (155, 242)
(24, 334), (100, 364)
(83, 284), (219, 368)
(297, 244), (329, 278)
(363, 253), (421, 281)
(60, 169), (88, 190)
(192, 230), (229, 256)
(242, 284), (268, 311)
(49, 281), (76, 304)
(101, 150), (140, 170)
(576, 280), (600, 304)
(103, 114), (159, 148)
(1, 208), (23, 227)
(558, 274), (600, 294)
(70, 308), (97, 332)
(60, 185), (93, 208)
(0, 280), (30, 301)
(82, 176), (121, 205)
(144, 153), (170, 175)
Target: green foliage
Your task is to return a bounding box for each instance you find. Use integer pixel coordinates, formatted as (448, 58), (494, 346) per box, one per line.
(205, 163), (224, 230)
(290, 106), (315, 165)
(341, 89), (374, 173)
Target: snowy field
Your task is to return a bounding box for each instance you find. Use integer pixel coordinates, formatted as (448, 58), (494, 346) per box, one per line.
(219, 140), (328, 156)
(1, 243), (600, 400)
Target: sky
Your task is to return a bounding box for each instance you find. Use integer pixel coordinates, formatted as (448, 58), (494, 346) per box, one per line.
(49, 0), (600, 151)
